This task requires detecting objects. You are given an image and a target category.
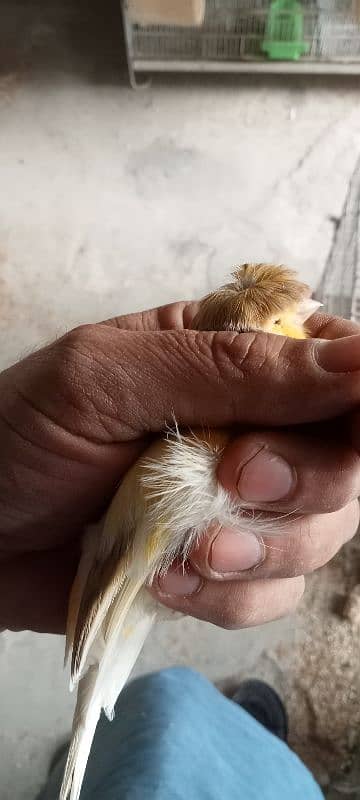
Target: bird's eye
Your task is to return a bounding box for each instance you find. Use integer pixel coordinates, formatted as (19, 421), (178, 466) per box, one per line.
(274, 318), (281, 325)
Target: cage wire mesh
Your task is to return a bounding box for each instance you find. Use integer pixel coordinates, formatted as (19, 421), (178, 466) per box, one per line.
(122, 0), (360, 82)
(316, 157), (360, 323)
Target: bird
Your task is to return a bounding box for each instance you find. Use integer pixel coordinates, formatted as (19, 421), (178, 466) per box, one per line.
(60, 263), (321, 800)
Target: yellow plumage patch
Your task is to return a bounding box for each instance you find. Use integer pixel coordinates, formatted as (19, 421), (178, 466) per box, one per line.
(146, 523), (168, 562)
(274, 320), (307, 339)
(263, 310), (308, 339)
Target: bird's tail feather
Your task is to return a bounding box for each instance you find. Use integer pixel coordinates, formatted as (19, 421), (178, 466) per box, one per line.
(60, 591), (156, 800)
(60, 665), (100, 800)
(102, 589), (157, 720)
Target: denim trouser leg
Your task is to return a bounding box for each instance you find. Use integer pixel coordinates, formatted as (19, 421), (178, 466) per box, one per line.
(37, 667), (324, 800)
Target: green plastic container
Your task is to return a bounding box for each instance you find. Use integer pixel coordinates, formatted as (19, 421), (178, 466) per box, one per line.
(261, 0), (309, 61)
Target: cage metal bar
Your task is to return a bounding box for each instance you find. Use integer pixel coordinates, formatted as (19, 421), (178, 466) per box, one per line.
(131, 56), (360, 71)
(122, 0), (360, 85)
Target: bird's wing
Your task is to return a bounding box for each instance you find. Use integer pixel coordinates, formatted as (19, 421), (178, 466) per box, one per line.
(64, 522), (103, 667)
(70, 546), (130, 686)
(68, 458), (146, 686)
(96, 586), (157, 720)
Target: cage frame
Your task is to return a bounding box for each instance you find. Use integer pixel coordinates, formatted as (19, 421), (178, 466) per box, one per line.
(121, 0), (360, 86)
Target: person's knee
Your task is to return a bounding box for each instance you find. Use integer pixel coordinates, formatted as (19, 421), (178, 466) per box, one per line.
(134, 665), (204, 696)
(125, 666), (209, 713)
(156, 665), (203, 687)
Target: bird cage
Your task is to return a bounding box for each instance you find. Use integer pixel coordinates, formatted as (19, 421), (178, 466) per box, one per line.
(316, 157), (360, 323)
(121, 0), (360, 86)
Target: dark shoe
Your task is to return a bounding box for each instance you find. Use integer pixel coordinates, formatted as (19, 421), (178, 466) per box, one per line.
(232, 678), (288, 742)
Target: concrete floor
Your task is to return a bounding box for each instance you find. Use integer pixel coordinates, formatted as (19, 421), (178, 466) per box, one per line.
(1, 1), (360, 798)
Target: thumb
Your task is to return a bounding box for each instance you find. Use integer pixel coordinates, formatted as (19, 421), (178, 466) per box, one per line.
(9, 324), (360, 443)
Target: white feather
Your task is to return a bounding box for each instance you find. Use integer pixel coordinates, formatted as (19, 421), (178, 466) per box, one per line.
(296, 298), (322, 324)
(142, 429), (288, 580)
(61, 593), (156, 800)
(102, 591), (157, 720)
(60, 665), (100, 800)
(61, 427), (293, 800)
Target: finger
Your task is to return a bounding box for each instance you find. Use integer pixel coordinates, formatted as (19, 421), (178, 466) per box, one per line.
(103, 301), (199, 332)
(23, 326), (360, 444)
(307, 312), (360, 340)
(0, 546), (78, 633)
(152, 567), (305, 629)
(190, 500), (359, 581)
(217, 430), (360, 514)
(104, 304), (360, 340)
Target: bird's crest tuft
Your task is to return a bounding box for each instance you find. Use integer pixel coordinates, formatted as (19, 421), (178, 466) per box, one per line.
(193, 263), (310, 333)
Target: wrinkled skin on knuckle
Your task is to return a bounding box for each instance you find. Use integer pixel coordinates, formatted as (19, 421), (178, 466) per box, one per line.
(209, 332), (305, 422)
(235, 333), (289, 379)
(52, 325), (120, 439)
(136, 331), (206, 424)
(210, 332), (266, 383)
(61, 322), (99, 352)
(55, 325), (159, 440)
(150, 331), (196, 383)
(0, 329), (94, 441)
(55, 323), (102, 386)
(54, 327), (213, 440)
(186, 331), (223, 379)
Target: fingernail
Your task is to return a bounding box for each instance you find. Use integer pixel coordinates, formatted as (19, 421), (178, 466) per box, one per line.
(158, 564), (202, 596)
(315, 335), (360, 372)
(210, 527), (264, 573)
(238, 449), (295, 503)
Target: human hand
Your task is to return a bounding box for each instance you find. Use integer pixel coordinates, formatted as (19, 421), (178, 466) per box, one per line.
(1, 303), (360, 632)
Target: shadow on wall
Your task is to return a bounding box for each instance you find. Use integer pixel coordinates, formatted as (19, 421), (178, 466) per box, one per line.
(0, 0), (128, 84)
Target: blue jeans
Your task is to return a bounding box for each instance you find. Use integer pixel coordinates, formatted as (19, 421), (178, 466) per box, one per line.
(38, 667), (323, 800)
